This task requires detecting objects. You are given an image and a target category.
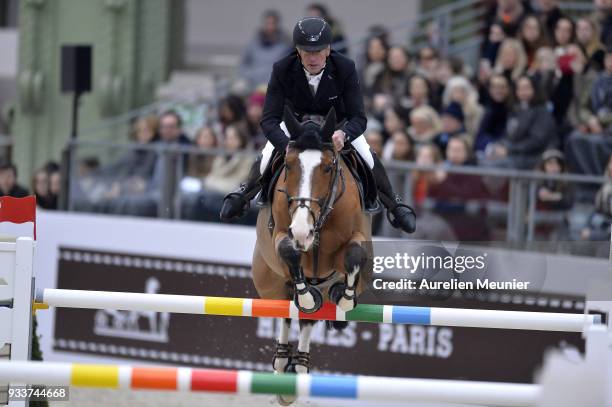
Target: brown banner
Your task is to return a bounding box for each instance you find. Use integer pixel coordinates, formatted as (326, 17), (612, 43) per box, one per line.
(53, 247), (585, 383)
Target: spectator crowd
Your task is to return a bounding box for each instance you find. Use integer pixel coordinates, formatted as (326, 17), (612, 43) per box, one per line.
(3, 1), (611, 243)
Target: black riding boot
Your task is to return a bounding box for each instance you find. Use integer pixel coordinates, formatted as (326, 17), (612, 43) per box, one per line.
(220, 156), (262, 221)
(372, 154), (416, 234)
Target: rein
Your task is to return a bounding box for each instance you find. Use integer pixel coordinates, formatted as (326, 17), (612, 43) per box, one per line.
(278, 142), (346, 277)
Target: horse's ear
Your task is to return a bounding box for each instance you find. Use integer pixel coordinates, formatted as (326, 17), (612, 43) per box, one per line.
(283, 105), (302, 140)
(321, 107), (337, 142)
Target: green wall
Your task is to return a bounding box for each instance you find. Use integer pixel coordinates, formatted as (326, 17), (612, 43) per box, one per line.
(13, 0), (180, 184)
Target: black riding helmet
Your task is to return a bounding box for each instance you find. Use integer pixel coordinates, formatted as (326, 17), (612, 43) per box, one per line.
(293, 17), (332, 52)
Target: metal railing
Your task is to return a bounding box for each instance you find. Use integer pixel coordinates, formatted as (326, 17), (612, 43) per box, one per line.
(382, 160), (605, 242)
(63, 139), (606, 244)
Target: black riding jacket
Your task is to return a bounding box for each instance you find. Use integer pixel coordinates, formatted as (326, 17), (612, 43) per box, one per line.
(260, 50), (367, 151)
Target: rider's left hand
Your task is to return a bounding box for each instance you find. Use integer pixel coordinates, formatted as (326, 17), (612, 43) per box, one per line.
(332, 130), (346, 152)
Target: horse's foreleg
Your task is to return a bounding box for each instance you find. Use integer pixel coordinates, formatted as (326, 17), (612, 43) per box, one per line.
(288, 319), (314, 374)
(330, 240), (367, 312)
(277, 235), (322, 313)
(272, 318), (292, 373)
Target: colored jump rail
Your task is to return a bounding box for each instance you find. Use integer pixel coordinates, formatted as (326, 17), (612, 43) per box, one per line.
(36, 288), (600, 332)
(0, 361), (539, 406)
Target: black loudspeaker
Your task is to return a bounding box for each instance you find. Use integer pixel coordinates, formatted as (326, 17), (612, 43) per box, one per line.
(61, 45), (92, 94)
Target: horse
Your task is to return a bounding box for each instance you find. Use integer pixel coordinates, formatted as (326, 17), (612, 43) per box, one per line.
(252, 106), (372, 404)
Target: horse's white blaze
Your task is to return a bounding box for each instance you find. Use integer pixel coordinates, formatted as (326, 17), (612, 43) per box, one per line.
(289, 150), (322, 251)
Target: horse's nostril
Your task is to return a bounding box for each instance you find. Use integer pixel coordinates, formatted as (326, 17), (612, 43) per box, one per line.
(308, 230), (314, 238)
(288, 229), (294, 240)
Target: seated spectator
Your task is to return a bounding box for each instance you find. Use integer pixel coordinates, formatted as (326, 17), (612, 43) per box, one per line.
(412, 143), (444, 207)
(415, 47), (439, 83)
(494, 38), (528, 82)
(179, 126), (219, 217)
(550, 17), (577, 130)
(202, 125), (254, 195)
(519, 14), (549, 70)
(382, 105), (409, 141)
(406, 74), (432, 110)
(73, 157), (104, 205)
(150, 110), (192, 183)
(47, 162), (61, 206)
(581, 154), (612, 241)
(552, 17), (576, 69)
(408, 105), (441, 145)
(372, 46), (413, 108)
(482, 23), (506, 66)
(443, 76), (484, 137)
(485, 75), (556, 169)
(102, 115), (159, 180)
(476, 58), (494, 105)
(246, 88), (267, 148)
(535, 149), (573, 211)
(429, 137), (489, 239)
(432, 58), (456, 109)
(493, 0), (529, 37)
(445, 136), (477, 167)
(475, 74), (512, 154)
(360, 36), (389, 99)
(593, 0), (612, 46)
(529, 46), (557, 99)
(158, 111), (191, 145)
(365, 129), (384, 158)
(186, 126), (218, 180)
(306, 3), (348, 54)
(218, 94), (248, 135)
(434, 102), (471, 154)
(576, 17), (605, 71)
(536, 0), (565, 43)
(566, 44), (600, 135)
(188, 125), (255, 222)
(591, 47), (612, 134)
(105, 110), (192, 217)
(31, 167), (54, 209)
(0, 162), (28, 198)
(383, 130), (414, 161)
(238, 10), (290, 89)
(369, 92), (393, 125)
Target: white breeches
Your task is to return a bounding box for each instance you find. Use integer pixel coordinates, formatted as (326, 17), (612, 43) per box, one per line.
(260, 121), (374, 173)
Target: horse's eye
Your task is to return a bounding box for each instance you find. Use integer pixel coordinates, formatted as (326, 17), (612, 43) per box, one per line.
(285, 164), (291, 171)
(324, 165), (332, 173)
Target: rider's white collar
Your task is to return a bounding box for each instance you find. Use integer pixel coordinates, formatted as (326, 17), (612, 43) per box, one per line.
(304, 66), (325, 94)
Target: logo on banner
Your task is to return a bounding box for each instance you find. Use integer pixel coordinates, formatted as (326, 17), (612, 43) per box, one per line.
(93, 277), (170, 343)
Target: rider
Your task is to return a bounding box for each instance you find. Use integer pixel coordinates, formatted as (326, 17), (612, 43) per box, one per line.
(220, 16), (416, 234)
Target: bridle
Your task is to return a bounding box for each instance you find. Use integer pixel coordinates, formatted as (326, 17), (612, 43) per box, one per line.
(278, 142), (346, 277)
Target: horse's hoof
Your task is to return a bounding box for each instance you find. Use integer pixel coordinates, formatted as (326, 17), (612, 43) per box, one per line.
(277, 394), (296, 406)
(294, 285), (322, 314)
(329, 282), (356, 312)
(325, 320), (349, 331)
(272, 343), (293, 373)
(286, 351), (310, 374)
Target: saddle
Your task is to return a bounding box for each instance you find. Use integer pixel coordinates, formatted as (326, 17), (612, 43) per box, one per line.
(256, 147), (380, 213)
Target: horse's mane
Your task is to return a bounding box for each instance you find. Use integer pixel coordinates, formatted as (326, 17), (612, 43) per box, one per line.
(290, 121), (327, 151)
